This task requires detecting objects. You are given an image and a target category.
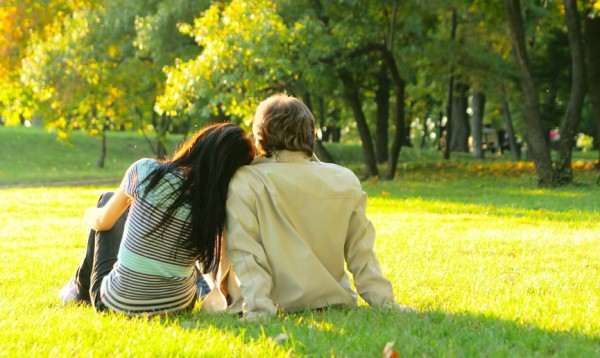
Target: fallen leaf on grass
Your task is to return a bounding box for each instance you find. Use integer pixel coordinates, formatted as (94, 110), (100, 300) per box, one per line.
(382, 342), (399, 358)
(367, 178), (379, 187)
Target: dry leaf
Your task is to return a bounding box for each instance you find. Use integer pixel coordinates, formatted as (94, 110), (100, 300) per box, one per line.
(382, 341), (399, 358)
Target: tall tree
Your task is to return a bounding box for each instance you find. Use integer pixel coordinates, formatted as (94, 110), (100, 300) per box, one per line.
(449, 82), (470, 152)
(375, 62), (390, 163)
(471, 92), (486, 158)
(162, 0), (421, 178)
(444, 7), (458, 160)
(338, 68), (379, 177)
(500, 90), (522, 161)
(94, 0), (210, 157)
(584, 9), (600, 165)
(556, 0), (586, 184)
(503, 0), (557, 187)
(307, 0), (381, 178)
(382, 49), (406, 180)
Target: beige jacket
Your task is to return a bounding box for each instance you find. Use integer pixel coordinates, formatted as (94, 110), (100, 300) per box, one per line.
(202, 150), (394, 316)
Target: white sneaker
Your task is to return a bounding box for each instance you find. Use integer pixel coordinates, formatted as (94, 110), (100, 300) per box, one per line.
(58, 278), (79, 306)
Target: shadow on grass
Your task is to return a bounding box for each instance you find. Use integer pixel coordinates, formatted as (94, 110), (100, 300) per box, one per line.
(175, 307), (600, 356)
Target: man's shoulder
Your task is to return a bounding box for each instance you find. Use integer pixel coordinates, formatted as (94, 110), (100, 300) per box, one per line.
(314, 161), (356, 175)
(313, 161), (362, 186)
(229, 164), (263, 188)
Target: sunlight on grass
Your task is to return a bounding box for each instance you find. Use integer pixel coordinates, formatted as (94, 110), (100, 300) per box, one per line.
(1, 178), (599, 356)
(367, 185), (599, 338)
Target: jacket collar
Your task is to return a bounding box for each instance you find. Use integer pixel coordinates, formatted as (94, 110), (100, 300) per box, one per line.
(252, 150), (314, 164)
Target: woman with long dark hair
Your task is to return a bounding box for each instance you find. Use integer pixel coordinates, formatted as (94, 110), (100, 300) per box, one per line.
(59, 123), (255, 316)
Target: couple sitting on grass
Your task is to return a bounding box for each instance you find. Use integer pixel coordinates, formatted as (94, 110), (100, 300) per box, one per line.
(59, 93), (414, 319)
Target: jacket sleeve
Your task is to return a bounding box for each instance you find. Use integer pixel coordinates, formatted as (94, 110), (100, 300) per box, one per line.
(225, 173), (277, 316)
(344, 191), (395, 306)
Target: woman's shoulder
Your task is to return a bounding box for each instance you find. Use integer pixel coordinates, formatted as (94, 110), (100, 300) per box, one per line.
(130, 158), (160, 175)
(133, 157), (159, 168)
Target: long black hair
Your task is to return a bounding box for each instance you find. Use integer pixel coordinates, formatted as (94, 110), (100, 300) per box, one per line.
(141, 123), (255, 272)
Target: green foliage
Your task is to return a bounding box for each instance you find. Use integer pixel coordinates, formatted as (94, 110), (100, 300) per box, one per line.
(0, 0), (91, 124)
(19, 7), (108, 139)
(1, 0), (598, 185)
(12, 0), (213, 150)
(158, 0), (298, 125)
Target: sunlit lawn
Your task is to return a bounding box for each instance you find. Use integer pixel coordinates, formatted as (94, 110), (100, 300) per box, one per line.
(1, 126), (599, 355)
(1, 164), (599, 356)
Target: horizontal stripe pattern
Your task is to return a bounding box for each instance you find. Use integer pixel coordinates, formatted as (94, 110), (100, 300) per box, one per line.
(101, 159), (197, 315)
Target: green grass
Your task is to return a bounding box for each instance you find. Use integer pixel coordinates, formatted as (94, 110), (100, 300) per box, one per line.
(1, 126), (599, 356)
(0, 126), (183, 186)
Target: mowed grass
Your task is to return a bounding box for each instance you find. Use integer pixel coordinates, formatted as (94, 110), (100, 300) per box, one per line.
(1, 126), (599, 356)
(0, 126), (183, 186)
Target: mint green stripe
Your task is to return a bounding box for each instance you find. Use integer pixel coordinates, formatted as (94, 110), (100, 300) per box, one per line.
(118, 245), (193, 278)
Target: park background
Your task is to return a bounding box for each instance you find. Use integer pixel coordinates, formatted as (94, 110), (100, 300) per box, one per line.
(1, 0), (600, 356)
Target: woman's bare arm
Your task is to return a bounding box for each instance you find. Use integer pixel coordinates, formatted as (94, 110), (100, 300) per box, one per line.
(83, 186), (131, 231)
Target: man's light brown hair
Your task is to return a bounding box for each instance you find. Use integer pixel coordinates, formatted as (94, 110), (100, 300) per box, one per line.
(252, 93), (316, 157)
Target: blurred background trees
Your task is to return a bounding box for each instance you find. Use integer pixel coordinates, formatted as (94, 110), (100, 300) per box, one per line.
(1, 0), (599, 185)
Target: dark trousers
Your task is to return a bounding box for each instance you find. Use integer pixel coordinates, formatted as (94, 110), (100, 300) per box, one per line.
(74, 192), (127, 311)
(72, 192), (210, 311)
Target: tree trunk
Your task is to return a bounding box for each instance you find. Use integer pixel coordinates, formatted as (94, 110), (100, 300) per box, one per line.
(504, 0), (557, 187)
(302, 93), (335, 163)
(584, 14), (600, 165)
(541, 87), (558, 134)
(444, 8), (458, 160)
(97, 132), (106, 168)
(420, 113), (429, 149)
(384, 76), (405, 180)
(471, 92), (486, 159)
(500, 96), (522, 161)
(450, 82), (469, 152)
(152, 112), (169, 160)
(180, 115), (193, 141)
(437, 111), (444, 150)
(329, 109), (341, 142)
(444, 77), (453, 159)
(375, 63), (390, 163)
(375, 44), (406, 180)
(338, 69), (378, 178)
(136, 106), (159, 156)
(556, 0), (586, 184)
(318, 96), (326, 140)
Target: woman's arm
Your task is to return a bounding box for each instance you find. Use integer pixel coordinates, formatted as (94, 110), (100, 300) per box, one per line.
(83, 186), (131, 231)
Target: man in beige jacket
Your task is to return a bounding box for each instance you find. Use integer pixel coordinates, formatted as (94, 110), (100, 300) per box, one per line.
(222, 93), (412, 320)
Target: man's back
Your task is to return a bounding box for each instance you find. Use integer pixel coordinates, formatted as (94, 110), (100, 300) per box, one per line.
(225, 151), (394, 315)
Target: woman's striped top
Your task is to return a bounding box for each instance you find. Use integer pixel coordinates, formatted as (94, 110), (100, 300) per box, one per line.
(99, 158), (198, 315)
